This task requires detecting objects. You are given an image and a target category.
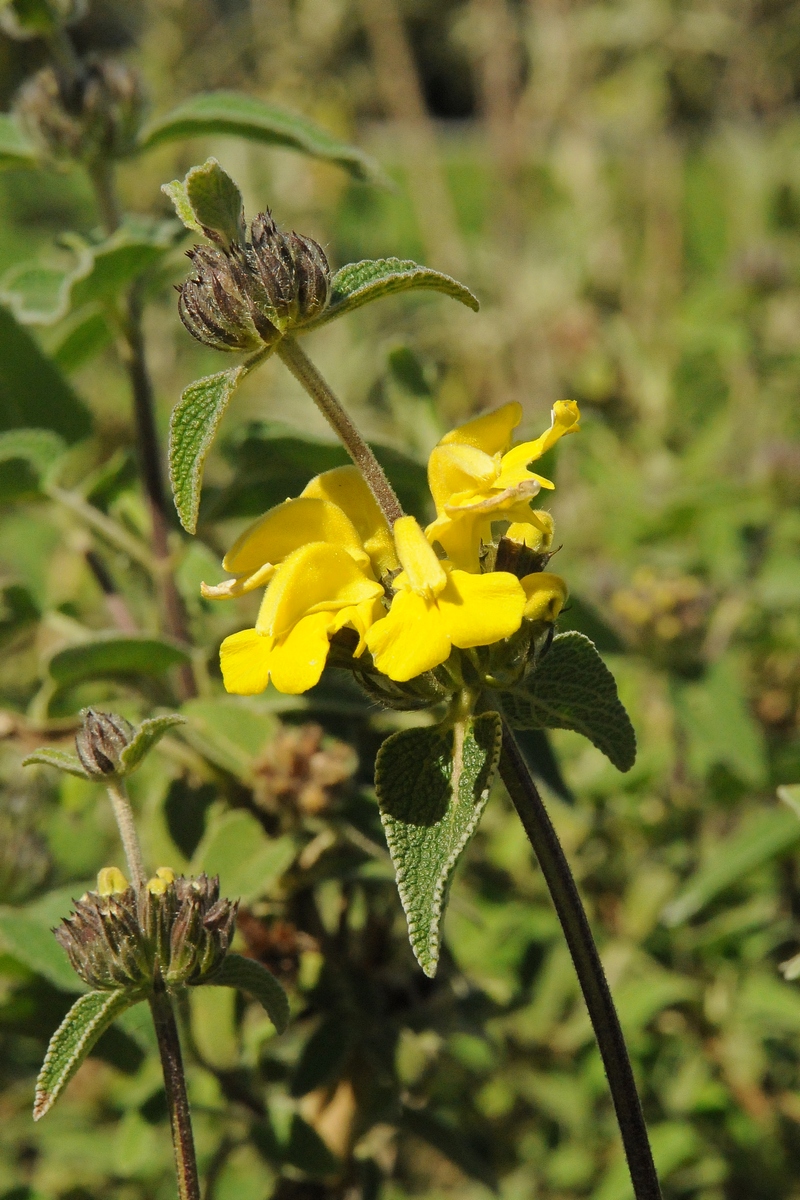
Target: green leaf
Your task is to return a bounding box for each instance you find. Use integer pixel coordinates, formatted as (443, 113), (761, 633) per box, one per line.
(303, 258), (479, 331)
(203, 420), (430, 524)
(48, 635), (191, 689)
(192, 809), (295, 903)
(22, 747), (89, 778)
(0, 305), (91, 441)
(0, 883), (95, 992)
(401, 1105), (498, 1191)
(210, 952), (289, 1032)
(504, 632), (636, 772)
(140, 91), (382, 184)
(0, 428), (66, 479)
(290, 1017), (353, 1098)
(163, 158), (245, 248)
(662, 807), (800, 927)
(181, 697), (277, 780)
(677, 653), (767, 786)
(285, 1115), (339, 1176)
(0, 112), (37, 167)
(118, 714), (187, 775)
(169, 365), (247, 533)
(52, 309), (114, 373)
(34, 990), (136, 1120)
(375, 711), (502, 977)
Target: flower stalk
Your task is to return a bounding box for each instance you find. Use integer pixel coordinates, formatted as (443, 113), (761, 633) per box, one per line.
(497, 719), (662, 1200)
(150, 988), (201, 1200)
(105, 779), (147, 894)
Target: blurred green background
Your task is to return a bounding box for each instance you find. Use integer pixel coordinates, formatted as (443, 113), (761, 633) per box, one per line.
(0, 1), (799, 1198)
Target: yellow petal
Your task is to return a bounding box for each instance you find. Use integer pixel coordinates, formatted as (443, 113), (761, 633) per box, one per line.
(439, 401), (522, 454)
(438, 570), (525, 648)
(223, 496), (366, 575)
(496, 400), (581, 484)
(427, 442), (497, 512)
(220, 628), (274, 695)
(521, 572), (568, 622)
(506, 512), (554, 552)
(268, 611), (336, 694)
(256, 542), (383, 637)
(425, 511), (491, 573)
(393, 516), (447, 599)
(302, 466), (398, 576)
(330, 594), (384, 655)
(366, 589), (451, 681)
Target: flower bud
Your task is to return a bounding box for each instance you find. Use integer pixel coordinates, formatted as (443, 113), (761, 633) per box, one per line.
(56, 872), (238, 993)
(97, 866), (129, 896)
(178, 210), (330, 353)
(494, 513), (556, 578)
(15, 58), (145, 165)
(75, 709), (134, 778)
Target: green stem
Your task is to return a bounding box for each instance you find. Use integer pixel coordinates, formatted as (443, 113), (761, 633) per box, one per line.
(150, 989), (201, 1200)
(276, 337), (404, 526)
(105, 778), (147, 893)
(498, 720), (662, 1200)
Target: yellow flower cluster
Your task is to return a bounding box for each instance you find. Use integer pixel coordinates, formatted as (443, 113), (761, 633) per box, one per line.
(204, 400), (580, 695)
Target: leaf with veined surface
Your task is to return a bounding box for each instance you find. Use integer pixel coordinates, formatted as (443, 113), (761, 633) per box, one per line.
(375, 712), (502, 977)
(302, 258), (479, 332)
(169, 366), (247, 533)
(210, 953), (290, 1032)
(119, 714), (187, 774)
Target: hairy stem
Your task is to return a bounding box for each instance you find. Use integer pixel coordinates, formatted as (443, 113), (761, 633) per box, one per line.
(105, 778), (147, 893)
(88, 155), (196, 698)
(498, 720), (662, 1200)
(277, 337), (404, 526)
(150, 989), (201, 1200)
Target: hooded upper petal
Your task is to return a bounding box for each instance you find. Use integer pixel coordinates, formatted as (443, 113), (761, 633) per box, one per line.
(302, 466), (398, 576)
(222, 495), (367, 576)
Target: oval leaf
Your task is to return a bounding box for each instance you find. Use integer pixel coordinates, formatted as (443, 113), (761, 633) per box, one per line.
(303, 258), (479, 332)
(34, 990), (136, 1119)
(119, 713), (187, 775)
(192, 809), (295, 903)
(164, 158), (245, 248)
(504, 632), (636, 772)
(169, 365), (246, 533)
(140, 91), (382, 184)
(210, 952), (290, 1032)
(375, 712), (502, 977)
(49, 635), (191, 688)
(22, 747), (89, 778)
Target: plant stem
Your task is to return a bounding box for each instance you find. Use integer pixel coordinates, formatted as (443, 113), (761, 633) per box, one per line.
(88, 156), (196, 699)
(277, 337), (404, 526)
(497, 720), (662, 1200)
(106, 778), (147, 893)
(150, 988), (201, 1200)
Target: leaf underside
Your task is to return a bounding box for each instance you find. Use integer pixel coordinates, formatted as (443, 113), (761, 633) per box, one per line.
(210, 952), (290, 1032)
(22, 747), (89, 778)
(504, 631), (637, 772)
(34, 990), (137, 1120)
(375, 712), (502, 977)
(169, 366), (247, 533)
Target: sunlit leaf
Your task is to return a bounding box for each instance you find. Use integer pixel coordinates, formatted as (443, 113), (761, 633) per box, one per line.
(169, 365), (247, 533)
(22, 747), (89, 778)
(303, 257), (479, 332)
(0, 884), (94, 992)
(192, 809), (295, 903)
(119, 714), (187, 775)
(163, 158), (245, 248)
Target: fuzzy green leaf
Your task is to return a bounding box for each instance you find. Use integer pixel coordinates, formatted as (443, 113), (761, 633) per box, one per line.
(140, 91), (382, 183)
(48, 635), (191, 688)
(0, 428), (66, 478)
(0, 306), (91, 441)
(164, 158), (245, 248)
(169, 365), (247, 533)
(118, 714), (187, 775)
(34, 990), (137, 1119)
(375, 712), (502, 977)
(22, 747), (89, 778)
(304, 258), (479, 331)
(504, 632), (636, 772)
(210, 952), (290, 1032)
(0, 112), (37, 167)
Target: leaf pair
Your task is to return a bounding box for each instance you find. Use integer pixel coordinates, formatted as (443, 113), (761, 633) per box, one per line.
(24, 712), (186, 780)
(34, 953), (289, 1120)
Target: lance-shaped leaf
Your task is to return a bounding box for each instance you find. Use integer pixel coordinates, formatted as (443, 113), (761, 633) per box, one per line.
(118, 713), (187, 775)
(22, 747), (89, 778)
(139, 91), (383, 184)
(164, 158), (245, 248)
(375, 712), (502, 977)
(49, 635), (191, 689)
(169, 365), (247, 532)
(503, 632), (636, 772)
(210, 952), (290, 1032)
(303, 258), (479, 332)
(34, 990), (138, 1119)
(0, 112), (37, 167)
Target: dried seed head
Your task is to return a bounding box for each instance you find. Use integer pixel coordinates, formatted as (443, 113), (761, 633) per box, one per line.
(15, 58), (145, 164)
(55, 870), (238, 992)
(178, 210), (330, 353)
(75, 709), (134, 778)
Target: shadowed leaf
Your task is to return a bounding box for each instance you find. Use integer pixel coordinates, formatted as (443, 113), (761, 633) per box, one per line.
(210, 953), (289, 1032)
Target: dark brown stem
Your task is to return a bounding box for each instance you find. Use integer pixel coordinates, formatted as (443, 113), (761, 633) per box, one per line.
(150, 988), (201, 1200)
(277, 337), (404, 526)
(498, 719), (662, 1200)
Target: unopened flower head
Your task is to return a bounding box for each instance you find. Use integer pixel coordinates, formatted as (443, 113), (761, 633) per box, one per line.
(75, 708), (134, 777)
(178, 210), (330, 352)
(56, 868), (237, 992)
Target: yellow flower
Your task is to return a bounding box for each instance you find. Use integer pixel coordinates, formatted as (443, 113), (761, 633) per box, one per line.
(220, 541), (384, 695)
(521, 572), (568, 623)
(365, 516), (526, 682)
(202, 466), (397, 600)
(426, 400), (580, 571)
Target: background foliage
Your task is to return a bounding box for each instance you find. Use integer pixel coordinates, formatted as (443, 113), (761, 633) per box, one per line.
(0, 0), (799, 1198)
